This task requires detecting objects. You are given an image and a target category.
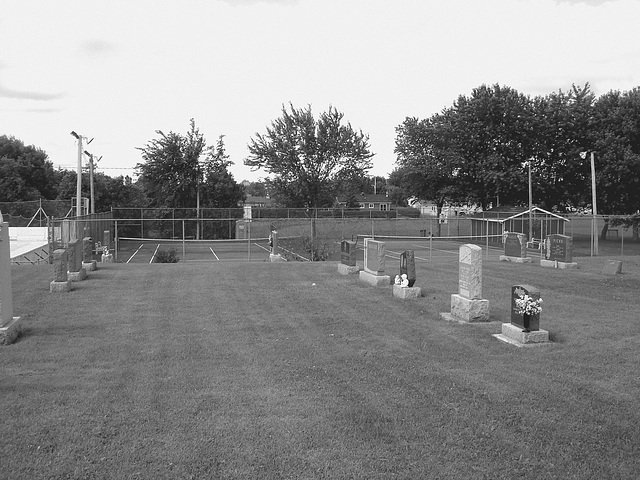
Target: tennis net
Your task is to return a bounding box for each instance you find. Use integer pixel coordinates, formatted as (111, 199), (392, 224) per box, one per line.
(355, 234), (505, 258)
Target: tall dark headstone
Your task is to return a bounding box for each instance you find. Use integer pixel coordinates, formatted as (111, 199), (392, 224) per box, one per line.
(546, 234), (573, 263)
(399, 250), (416, 287)
(504, 232), (526, 258)
(511, 284), (541, 331)
(341, 240), (356, 267)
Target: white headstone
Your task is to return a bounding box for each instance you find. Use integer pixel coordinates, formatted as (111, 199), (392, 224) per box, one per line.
(458, 244), (483, 300)
(0, 220), (14, 327)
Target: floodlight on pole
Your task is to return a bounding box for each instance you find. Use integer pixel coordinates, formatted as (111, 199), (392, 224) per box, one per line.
(84, 150), (102, 214)
(580, 151), (598, 256)
(528, 158), (533, 242)
(71, 131), (84, 217)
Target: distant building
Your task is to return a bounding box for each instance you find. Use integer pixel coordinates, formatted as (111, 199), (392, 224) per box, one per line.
(408, 199), (479, 218)
(335, 194), (392, 211)
(242, 195), (275, 208)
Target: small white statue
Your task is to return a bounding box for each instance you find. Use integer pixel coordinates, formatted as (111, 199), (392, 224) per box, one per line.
(400, 274), (409, 287)
(394, 275), (402, 285)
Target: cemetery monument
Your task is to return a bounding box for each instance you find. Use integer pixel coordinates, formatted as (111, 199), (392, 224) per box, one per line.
(0, 212), (22, 345)
(540, 234), (577, 269)
(393, 250), (421, 299)
(493, 284), (550, 346)
(440, 244), (489, 322)
(499, 231), (532, 263)
(338, 240), (360, 275)
(358, 238), (390, 287)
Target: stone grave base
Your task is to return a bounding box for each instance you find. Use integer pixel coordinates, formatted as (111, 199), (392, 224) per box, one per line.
(68, 268), (87, 282)
(540, 259), (577, 269)
(440, 294), (489, 323)
(0, 316), (22, 345)
(101, 253), (113, 263)
(82, 260), (97, 272)
(359, 270), (391, 288)
(493, 322), (550, 347)
(392, 285), (421, 299)
(50, 280), (72, 292)
(499, 255), (533, 263)
(602, 260), (622, 275)
(338, 263), (361, 275)
(269, 253), (286, 262)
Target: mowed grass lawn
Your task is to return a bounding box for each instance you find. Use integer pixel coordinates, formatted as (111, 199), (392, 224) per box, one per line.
(2, 255), (640, 479)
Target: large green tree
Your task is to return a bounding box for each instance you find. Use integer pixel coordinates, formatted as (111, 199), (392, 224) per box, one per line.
(592, 87), (640, 239)
(530, 84), (596, 211)
(393, 114), (464, 224)
(136, 120), (243, 210)
(0, 135), (58, 201)
(245, 104), (374, 208)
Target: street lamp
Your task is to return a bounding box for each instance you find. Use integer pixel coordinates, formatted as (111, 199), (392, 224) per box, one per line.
(84, 151), (102, 214)
(580, 151), (598, 256)
(70, 131), (93, 217)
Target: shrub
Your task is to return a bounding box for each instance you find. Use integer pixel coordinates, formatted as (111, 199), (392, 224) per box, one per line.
(154, 248), (180, 263)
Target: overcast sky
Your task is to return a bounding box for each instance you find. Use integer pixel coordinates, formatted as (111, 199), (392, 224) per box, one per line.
(1, 0), (639, 184)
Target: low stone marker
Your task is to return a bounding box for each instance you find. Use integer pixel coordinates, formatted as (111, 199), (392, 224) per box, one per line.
(393, 250), (421, 299)
(359, 238), (390, 287)
(82, 237), (97, 272)
(0, 214), (22, 345)
(494, 284), (550, 346)
(440, 244), (489, 322)
(67, 240), (87, 281)
(338, 240), (360, 275)
(50, 249), (72, 292)
(269, 230), (285, 262)
(602, 260), (622, 275)
(540, 234), (577, 269)
(499, 232), (532, 263)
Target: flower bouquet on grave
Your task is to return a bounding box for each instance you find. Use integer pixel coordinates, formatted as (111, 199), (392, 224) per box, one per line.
(394, 274), (409, 287)
(515, 293), (543, 332)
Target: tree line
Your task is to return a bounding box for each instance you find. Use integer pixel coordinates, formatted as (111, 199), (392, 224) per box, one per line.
(391, 83), (640, 227)
(2, 83), (639, 236)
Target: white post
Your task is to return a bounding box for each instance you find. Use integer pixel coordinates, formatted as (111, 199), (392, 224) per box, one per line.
(89, 153), (95, 214)
(528, 160), (533, 242)
(76, 136), (83, 217)
(591, 151), (599, 256)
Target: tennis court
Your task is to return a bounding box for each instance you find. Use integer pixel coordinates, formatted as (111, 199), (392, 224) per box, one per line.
(356, 234), (508, 262)
(117, 237), (275, 263)
(117, 234), (511, 264)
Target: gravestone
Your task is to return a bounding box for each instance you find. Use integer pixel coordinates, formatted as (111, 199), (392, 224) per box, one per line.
(541, 234), (577, 269)
(82, 237), (97, 272)
(269, 230), (284, 262)
(359, 238), (390, 287)
(399, 250), (416, 287)
(364, 238), (386, 274)
(50, 248), (72, 292)
(338, 240), (360, 275)
(393, 250), (421, 299)
(493, 284), (549, 346)
(341, 240), (357, 267)
(602, 260), (622, 275)
(440, 244), (489, 322)
(510, 285), (541, 331)
(0, 214), (22, 344)
(500, 232), (532, 263)
(67, 240), (87, 281)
